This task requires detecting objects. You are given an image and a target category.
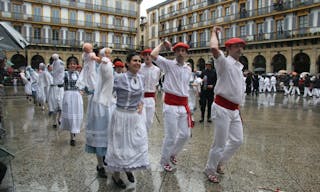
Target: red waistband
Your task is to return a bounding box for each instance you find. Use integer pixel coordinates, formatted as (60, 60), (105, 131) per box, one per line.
(164, 93), (194, 128)
(214, 95), (239, 110)
(144, 92), (156, 98)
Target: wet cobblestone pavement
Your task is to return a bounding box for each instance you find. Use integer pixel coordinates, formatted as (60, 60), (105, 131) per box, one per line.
(1, 86), (319, 192)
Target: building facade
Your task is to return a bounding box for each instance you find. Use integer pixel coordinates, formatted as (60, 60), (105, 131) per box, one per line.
(147, 0), (320, 74)
(0, 0), (142, 69)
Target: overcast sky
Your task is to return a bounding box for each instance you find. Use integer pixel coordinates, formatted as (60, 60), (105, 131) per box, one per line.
(140, 0), (166, 17)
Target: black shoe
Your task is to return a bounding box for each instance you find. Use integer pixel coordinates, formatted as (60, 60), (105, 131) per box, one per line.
(207, 119), (212, 123)
(70, 140), (75, 146)
(96, 166), (108, 178)
(102, 156), (108, 166)
(112, 176), (126, 189)
(199, 119), (204, 123)
(126, 172), (135, 183)
(53, 124), (57, 128)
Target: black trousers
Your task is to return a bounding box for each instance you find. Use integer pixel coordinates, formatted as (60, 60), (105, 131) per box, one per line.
(199, 90), (214, 120)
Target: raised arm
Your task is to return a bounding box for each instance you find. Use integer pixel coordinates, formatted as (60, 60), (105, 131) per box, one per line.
(151, 40), (171, 61)
(210, 26), (222, 58)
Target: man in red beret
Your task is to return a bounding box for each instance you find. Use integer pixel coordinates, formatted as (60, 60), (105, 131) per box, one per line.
(114, 61), (125, 74)
(151, 41), (192, 172)
(204, 27), (246, 183)
(139, 49), (161, 132)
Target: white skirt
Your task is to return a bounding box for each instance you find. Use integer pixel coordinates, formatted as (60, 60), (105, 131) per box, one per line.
(106, 107), (149, 172)
(48, 86), (64, 112)
(60, 90), (83, 133)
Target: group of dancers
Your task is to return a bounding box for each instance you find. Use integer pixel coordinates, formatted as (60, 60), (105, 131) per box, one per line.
(18, 26), (246, 188)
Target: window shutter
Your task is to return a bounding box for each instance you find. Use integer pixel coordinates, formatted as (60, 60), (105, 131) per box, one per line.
(318, 12), (320, 26)
(246, 24), (250, 35)
(22, 26), (26, 37)
(292, 16), (297, 30)
(309, 12), (314, 27)
(23, 5), (26, 13)
(7, 2), (11, 12)
(29, 27), (32, 40)
(271, 20), (274, 33)
(284, 17), (288, 30)
(264, 21), (268, 33)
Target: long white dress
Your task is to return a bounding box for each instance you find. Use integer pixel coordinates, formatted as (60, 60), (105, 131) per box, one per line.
(105, 72), (149, 171)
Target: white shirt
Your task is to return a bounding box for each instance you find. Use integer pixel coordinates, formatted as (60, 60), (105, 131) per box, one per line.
(52, 59), (65, 85)
(270, 76), (276, 85)
(139, 63), (161, 93)
(76, 52), (97, 91)
(214, 51), (245, 105)
(153, 55), (191, 97)
(93, 57), (114, 107)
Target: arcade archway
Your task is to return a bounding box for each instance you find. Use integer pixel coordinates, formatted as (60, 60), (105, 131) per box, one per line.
(253, 55), (266, 73)
(31, 54), (45, 69)
(197, 58), (205, 71)
(11, 54), (26, 69)
(293, 52), (310, 73)
(271, 53), (287, 73)
(239, 56), (248, 71)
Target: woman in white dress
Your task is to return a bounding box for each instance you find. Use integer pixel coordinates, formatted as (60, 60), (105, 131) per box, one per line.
(105, 52), (149, 189)
(85, 48), (113, 178)
(59, 58), (83, 146)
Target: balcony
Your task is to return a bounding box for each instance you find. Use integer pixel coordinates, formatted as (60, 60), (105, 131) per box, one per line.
(25, 0), (137, 17)
(25, 36), (140, 50)
(0, 11), (137, 33)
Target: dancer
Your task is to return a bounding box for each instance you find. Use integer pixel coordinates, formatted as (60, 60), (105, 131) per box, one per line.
(204, 26), (246, 183)
(139, 48), (161, 132)
(60, 58), (83, 146)
(48, 53), (65, 127)
(85, 48), (113, 178)
(151, 41), (192, 172)
(105, 52), (149, 189)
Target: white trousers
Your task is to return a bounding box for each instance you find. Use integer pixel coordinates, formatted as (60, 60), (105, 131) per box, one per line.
(205, 103), (243, 175)
(142, 97), (156, 132)
(270, 84), (276, 92)
(291, 86), (300, 95)
(283, 86), (292, 95)
(160, 104), (190, 165)
(303, 87), (312, 97)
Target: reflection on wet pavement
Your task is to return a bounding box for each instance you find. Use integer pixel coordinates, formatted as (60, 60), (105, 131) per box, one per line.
(1, 87), (319, 192)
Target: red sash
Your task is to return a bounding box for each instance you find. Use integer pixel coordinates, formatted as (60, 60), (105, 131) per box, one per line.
(164, 92), (194, 128)
(214, 95), (240, 110)
(144, 92), (156, 98)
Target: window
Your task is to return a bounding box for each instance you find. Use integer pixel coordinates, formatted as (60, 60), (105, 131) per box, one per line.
(151, 41), (155, 49)
(52, 29), (59, 41)
(151, 26), (155, 38)
(34, 7), (41, 22)
(199, 13), (204, 22)
(151, 13), (156, 24)
(86, 13), (93, 27)
(12, 4), (23, 19)
(85, 32), (92, 42)
(161, 9), (165, 16)
(200, 32), (205, 47)
(129, 19), (135, 28)
(298, 15), (308, 35)
(225, 7), (230, 16)
(116, 1), (121, 10)
(101, 15), (107, 28)
(34, 28), (41, 41)
(276, 19), (284, 36)
(189, 16), (193, 24)
(52, 9), (60, 24)
(70, 11), (77, 25)
(115, 17), (121, 26)
(240, 26), (246, 38)
(257, 23), (264, 40)
(211, 10), (216, 20)
(225, 28), (231, 39)
(68, 31), (76, 45)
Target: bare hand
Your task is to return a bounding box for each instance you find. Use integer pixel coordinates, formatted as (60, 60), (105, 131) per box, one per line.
(213, 26), (222, 33)
(162, 40), (172, 49)
(137, 103), (143, 114)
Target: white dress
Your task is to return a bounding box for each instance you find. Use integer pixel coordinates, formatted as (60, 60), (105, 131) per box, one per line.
(105, 72), (149, 171)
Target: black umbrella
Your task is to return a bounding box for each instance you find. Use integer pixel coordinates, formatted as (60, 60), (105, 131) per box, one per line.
(0, 22), (29, 51)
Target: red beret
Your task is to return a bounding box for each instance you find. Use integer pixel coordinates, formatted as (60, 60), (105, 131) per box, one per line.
(114, 61), (124, 68)
(141, 48), (152, 54)
(225, 38), (246, 47)
(172, 42), (189, 51)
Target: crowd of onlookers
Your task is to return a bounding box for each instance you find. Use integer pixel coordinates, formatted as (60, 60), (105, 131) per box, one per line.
(244, 72), (320, 97)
